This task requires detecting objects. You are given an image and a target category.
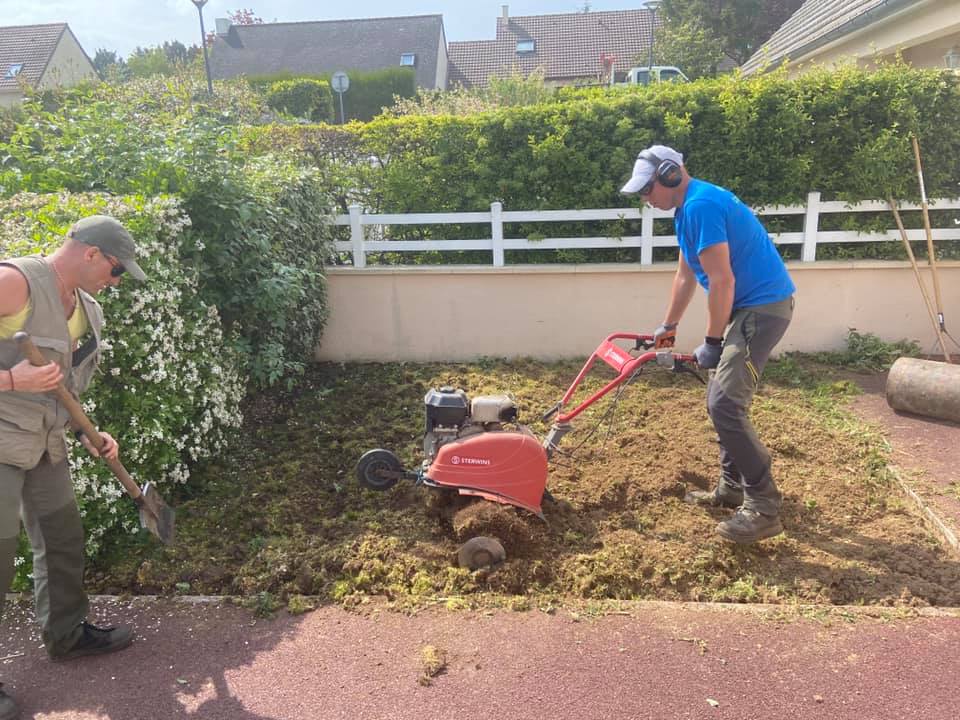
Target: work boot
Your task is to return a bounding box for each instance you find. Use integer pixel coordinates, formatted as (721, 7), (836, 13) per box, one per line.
(0, 683), (19, 720)
(48, 621), (133, 662)
(716, 508), (783, 543)
(685, 481), (743, 509)
(716, 478), (783, 544)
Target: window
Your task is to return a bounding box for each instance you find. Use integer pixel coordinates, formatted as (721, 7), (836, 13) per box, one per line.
(400, 53), (416, 67)
(516, 39), (535, 54)
(4, 63), (23, 79)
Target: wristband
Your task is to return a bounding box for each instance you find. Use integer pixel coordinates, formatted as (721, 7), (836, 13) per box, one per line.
(704, 336), (723, 346)
(73, 428), (85, 440)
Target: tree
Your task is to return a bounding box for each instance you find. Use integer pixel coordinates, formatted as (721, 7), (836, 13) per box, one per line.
(92, 48), (127, 81)
(229, 8), (264, 25)
(652, 17), (725, 79)
(657, 0), (804, 68)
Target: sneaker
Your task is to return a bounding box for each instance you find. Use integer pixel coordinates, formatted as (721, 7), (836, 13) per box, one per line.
(684, 484), (743, 509)
(716, 507), (784, 544)
(0, 683), (19, 720)
(49, 621), (133, 662)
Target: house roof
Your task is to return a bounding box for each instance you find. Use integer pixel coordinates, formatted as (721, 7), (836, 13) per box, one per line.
(0, 23), (70, 92)
(740, 0), (917, 75)
(448, 9), (657, 88)
(208, 15), (447, 88)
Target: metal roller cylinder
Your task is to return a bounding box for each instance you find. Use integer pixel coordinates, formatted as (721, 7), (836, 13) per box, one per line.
(886, 357), (960, 424)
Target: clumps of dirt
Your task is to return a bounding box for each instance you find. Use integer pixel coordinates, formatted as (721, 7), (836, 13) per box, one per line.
(418, 645), (447, 685)
(87, 355), (960, 608)
(451, 502), (539, 553)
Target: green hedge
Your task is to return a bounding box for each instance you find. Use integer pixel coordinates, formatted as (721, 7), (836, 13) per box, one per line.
(241, 64), (960, 263)
(247, 67), (416, 122)
(0, 193), (245, 578)
(266, 78), (334, 122)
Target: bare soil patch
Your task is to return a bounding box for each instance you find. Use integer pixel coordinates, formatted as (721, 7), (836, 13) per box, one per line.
(89, 355), (960, 608)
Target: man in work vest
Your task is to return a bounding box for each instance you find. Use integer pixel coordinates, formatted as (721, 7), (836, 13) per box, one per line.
(622, 145), (795, 544)
(0, 216), (147, 720)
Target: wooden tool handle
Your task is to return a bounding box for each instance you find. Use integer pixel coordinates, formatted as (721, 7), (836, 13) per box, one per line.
(14, 331), (144, 501)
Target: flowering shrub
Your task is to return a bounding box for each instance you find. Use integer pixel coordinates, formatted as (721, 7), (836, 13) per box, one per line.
(0, 192), (245, 571)
(0, 75), (335, 387)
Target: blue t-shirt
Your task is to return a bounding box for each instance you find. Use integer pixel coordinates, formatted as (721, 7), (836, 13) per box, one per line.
(674, 179), (795, 309)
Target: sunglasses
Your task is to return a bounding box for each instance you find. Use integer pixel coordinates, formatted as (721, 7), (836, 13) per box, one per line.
(637, 178), (656, 197)
(104, 254), (126, 278)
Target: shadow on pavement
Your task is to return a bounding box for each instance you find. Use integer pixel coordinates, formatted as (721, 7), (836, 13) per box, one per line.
(2, 595), (305, 719)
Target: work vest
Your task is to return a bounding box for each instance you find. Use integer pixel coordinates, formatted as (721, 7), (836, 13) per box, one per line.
(0, 256), (104, 469)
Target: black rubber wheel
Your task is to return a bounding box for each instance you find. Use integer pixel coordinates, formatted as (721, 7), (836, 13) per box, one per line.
(356, 449), (403, 491)
(457, 536), (506, 570)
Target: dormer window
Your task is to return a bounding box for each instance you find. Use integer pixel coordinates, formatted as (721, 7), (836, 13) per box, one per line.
(516, 39), (535, 54)
(5, 63), (23, 78)
(400, 53), (416, 67)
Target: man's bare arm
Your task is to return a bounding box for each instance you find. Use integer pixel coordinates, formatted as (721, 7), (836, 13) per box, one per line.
(0, 266), (29, 318)
(662, 254), (698, 326)
(698, 243), (735, 338)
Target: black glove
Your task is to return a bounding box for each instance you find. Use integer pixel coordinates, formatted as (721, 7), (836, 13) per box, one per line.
(653, 322), (677, 349)
(693, 336), (723, 369)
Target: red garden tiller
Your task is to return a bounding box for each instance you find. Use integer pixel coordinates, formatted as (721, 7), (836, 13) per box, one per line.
(356, 333), (702, 568)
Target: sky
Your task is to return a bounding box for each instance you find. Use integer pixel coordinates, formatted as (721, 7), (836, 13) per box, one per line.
(0, 1), (653, 59)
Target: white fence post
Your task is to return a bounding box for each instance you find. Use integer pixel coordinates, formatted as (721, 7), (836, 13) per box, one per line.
(801, 191), (821, 262)
(640, 206), (654, 266)
(349, 204), (365, 268)
(491, 201), (505, 267)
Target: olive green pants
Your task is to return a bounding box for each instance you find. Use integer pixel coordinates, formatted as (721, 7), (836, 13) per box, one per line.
(0, 454), (89, 653)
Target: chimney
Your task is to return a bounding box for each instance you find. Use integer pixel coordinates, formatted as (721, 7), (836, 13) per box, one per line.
(502, 5), (509, 21)
(215, 18), (231, 36)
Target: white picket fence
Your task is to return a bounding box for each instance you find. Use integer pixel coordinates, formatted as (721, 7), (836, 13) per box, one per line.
(332, 192), (960, 268)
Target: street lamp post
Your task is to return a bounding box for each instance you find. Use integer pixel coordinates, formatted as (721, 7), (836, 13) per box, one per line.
(191, 0), (214, 94)
(645, 0), (662, 70)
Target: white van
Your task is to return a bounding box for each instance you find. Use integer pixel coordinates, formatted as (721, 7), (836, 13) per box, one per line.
(625, 66), (689, 85)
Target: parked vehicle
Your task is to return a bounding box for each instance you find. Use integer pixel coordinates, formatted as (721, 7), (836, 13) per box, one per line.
(624, 65), (689, 85)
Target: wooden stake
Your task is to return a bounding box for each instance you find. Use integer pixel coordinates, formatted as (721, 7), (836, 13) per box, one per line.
(888, 199), (952, 362)
(911, 136), (949, 345)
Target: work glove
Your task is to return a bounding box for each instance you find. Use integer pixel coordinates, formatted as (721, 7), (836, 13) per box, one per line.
(653, 322), (677, 349)
(693, 337), (723, 369)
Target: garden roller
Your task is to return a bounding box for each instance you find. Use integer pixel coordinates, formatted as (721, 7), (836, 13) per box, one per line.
(886, 357), (960, 424)
(15, 331), (175, 545)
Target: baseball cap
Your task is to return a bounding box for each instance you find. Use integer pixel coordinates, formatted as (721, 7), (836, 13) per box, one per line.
(68, 215), (147, 281)
(620, 145), (684, 194)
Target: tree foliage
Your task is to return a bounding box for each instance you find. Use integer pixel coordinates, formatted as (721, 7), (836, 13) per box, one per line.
(651, 16), (725, 79)
(657, 0), (804, 70)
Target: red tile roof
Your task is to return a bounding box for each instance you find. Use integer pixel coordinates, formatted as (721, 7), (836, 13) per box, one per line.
(449, 8), (657, 88)
(0, 23), (70, 91)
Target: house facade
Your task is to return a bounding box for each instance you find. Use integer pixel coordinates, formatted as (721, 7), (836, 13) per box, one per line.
(0, 23), (97, 107)
(208, 15), (449, 90)
(448, 5), (659, 89)
(741, 0), (960, 76)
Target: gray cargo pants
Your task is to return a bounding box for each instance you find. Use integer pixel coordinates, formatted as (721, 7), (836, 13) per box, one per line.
(708, 297), (794, 515)
(0, 453), (89, 653)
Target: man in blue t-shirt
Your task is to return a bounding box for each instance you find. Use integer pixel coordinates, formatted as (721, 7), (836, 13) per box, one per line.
(621, 145), (796, 544)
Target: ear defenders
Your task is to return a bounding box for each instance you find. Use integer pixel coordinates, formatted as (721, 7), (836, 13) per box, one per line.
(638, 150), (683, 189)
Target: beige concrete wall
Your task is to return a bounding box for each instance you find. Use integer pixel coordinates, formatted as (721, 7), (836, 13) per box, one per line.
(0, 90), (22, 108)
(315, 262), (960, 361)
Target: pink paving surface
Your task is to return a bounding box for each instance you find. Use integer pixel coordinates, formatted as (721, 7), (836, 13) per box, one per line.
(2, 597), (959, 720)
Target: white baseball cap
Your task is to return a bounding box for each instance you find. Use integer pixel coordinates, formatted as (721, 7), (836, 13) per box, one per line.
(620, 145), (684, 194)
